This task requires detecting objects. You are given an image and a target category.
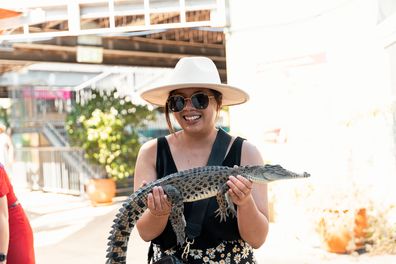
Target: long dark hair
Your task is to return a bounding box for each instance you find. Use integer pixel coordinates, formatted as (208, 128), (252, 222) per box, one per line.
(165, 89), (222, 134)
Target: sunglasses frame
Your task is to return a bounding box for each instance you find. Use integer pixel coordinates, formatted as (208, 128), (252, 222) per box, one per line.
(167, 92), (215, 113)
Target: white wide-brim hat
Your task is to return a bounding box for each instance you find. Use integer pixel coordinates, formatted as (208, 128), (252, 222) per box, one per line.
(139, 56), (249, 107)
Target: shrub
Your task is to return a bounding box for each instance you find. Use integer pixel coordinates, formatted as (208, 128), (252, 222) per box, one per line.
(66, 89), (156, 180)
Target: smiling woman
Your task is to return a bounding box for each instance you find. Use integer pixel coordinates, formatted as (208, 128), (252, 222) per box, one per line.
(122, 56), (270, 264)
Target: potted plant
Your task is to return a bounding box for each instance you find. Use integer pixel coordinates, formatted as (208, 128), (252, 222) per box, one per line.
(364, 202), (396, 255)
(313, 181), (396, 255)
(316, 207), (368, 254)
(309, 181), (368, 254)
(66, 88), (156, 205)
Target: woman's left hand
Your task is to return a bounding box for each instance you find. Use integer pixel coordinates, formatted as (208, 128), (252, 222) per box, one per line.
(227, 175), (253, 206)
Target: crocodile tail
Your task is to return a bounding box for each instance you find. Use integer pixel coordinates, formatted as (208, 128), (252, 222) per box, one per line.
(105, 195), (146, 264)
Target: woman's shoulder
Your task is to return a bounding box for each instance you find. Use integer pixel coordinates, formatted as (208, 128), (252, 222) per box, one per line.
(138, 138), (158, 156)
(239, 138), (254, 148)
(239, 138), (264, 165)
(135, 138), (161, 173)
(139, 134), (173, 155)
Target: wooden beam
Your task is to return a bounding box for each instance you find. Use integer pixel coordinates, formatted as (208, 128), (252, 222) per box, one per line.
(127, 35), (224, 49)
(103, 48), (225, 62)
(0, 48), (227, 82)
(12, 35), (225, 59)
(13, 43), (76, 53)
(12, 43), (225, 62)
(43, 20), (65, 30)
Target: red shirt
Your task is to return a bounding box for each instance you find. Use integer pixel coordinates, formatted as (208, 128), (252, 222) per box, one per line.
(0, 164), (17, 207)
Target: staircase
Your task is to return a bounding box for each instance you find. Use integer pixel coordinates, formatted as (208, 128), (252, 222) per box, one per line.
(42, 121), (104, 180)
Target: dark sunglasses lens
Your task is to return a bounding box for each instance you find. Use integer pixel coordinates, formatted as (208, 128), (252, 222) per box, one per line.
(191, 93), (209, 109)
(168, 96), (185, 112)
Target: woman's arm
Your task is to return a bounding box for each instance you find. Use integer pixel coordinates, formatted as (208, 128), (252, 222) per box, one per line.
(0, 195), (9, 262)
(227, 141), (269, 248)
(134, 139), (172, 242)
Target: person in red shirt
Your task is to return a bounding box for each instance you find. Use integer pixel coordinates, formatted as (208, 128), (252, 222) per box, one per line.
(0, 163), (35, 263)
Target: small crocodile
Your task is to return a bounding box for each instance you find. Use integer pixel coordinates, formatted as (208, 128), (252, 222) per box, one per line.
(106, 164), (310, 264)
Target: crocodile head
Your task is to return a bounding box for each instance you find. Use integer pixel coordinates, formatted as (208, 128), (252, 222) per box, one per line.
(236, 164), (310, 183)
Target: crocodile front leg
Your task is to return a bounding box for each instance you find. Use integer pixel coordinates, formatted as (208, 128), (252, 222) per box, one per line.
(215, 184), (236, 222)
(162, 184), (186, 245)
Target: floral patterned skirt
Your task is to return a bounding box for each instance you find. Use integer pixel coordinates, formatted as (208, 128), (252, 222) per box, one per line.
(153, 240), (257, 264)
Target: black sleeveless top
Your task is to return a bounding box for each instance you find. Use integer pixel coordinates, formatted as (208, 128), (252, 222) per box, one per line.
(153, 135), (246, 250)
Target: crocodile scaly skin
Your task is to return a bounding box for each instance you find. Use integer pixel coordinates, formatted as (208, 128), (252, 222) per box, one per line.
(105, 164), (310, 264)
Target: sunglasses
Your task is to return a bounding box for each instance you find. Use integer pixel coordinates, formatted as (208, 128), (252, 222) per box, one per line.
(167, 92), (215, 112)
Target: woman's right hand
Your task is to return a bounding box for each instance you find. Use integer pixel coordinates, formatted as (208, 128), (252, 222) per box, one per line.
(142, 181), (171, 217)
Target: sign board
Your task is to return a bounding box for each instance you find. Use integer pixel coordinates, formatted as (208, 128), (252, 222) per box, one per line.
(77, 46), (103, 63)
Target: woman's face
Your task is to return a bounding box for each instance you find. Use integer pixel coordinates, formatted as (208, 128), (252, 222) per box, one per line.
(168, 88), (220, 134)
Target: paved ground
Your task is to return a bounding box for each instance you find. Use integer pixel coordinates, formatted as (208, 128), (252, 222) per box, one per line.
(15, 189), (396, 264)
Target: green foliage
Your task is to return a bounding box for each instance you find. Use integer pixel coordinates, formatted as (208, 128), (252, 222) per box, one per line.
(0, 107), (9, 127)
(66, 89), (156, 180)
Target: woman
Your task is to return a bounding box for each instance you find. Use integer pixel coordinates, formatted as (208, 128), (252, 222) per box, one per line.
(0, 163), (35, 263)
(135, 57), (269, 263)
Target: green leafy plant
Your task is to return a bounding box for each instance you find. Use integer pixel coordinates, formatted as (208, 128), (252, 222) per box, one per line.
(0, 106), (9, 127)
(66, 89), (156, 180)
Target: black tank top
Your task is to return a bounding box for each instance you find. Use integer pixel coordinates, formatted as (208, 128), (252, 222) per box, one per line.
(153, 135), (245, 249)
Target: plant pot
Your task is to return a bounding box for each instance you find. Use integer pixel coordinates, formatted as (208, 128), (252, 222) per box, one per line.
(318, 208), (368, 254)
(322, 226), (352, 254)
(86, 178), (116, 206)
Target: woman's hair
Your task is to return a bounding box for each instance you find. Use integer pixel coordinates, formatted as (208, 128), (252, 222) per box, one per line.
(165, 89), (223, 134)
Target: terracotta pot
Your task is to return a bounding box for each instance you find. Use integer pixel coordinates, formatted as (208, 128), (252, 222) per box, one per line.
(86, 178), (116, 206)
(324, 229), (352, 254)
(319, 208), (368, 254)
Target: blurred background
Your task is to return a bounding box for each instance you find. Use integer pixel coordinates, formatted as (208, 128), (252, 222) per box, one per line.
(0, 0), (395, 263)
